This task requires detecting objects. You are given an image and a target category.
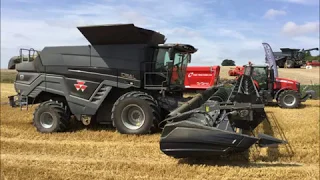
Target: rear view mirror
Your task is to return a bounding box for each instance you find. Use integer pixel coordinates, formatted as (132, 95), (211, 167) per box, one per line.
(169, 48), (175, 60)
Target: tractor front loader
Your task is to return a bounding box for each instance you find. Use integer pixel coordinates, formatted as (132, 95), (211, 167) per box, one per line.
(159, 65), (287, 158)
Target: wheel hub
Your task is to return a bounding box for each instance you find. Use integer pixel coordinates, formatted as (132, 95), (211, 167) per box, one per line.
(283, 94), (296, 106)
(40, 112), (54, 129)
(121, 104), (146, 130)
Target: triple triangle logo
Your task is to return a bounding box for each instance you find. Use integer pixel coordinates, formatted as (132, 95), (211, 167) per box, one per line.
(74, 80), (87, 92)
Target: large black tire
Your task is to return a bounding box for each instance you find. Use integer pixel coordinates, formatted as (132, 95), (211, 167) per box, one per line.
(111, 91), (161, 134)
(277, 90), (301, 108)
(33, 100), (70, 133)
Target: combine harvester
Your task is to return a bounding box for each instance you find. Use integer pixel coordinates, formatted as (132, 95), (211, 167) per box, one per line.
(273, 47), (319, 68)
(7, 24), (287, 159)
(8, 23), (199, 134)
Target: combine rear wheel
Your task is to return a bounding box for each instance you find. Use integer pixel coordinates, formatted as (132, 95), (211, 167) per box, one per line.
(111, 91), (161, 134)
(277, 90), (301, 108)
(33, 100), (71, 133)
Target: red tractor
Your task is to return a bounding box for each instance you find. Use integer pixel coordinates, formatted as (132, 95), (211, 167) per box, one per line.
(244, 64), (315, 108)
(183, 64), (315, 108)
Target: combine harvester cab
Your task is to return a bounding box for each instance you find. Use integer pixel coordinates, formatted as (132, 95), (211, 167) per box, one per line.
(159, 65), (287, 158)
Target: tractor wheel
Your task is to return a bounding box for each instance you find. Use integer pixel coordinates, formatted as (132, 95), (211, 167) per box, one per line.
(277, 90), (301, 108)
(111, 91), (161, 134)
(33, 100), (71, 133)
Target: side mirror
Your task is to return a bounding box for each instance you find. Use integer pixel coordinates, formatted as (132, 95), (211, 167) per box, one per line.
(169, 48), (175, 60)
(187, 54), (191, 63)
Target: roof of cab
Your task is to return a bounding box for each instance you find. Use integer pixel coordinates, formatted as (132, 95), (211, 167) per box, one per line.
(77, 23), (166, 45)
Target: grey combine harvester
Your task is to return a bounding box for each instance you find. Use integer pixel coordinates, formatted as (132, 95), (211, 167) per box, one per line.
(8, 24), (286, 158)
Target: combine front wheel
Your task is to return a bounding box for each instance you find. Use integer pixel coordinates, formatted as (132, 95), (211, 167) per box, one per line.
(277, 90), (301, 108)
(111, 91), (161, 134)
(33, 100), (71, 133)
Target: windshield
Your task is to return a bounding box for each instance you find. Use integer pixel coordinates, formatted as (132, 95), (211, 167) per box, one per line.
(154, 48), (190, 87)
(252, 67), (268, 89)
(171, 52), (189, 85)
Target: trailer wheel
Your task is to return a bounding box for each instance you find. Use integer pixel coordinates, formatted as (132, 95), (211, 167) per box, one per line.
(277, 90), (301, 108)
(33, 100), (70, 133)
(111, 91), (161, 134)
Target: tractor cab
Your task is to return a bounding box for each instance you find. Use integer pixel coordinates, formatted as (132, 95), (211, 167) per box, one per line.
(248, 64), (298, 92)
(241, 64), (273, 91)
(244, 64), (312, 108)
(250, 65), (270, 90)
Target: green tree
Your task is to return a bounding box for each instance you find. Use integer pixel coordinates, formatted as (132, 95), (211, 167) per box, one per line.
(304, 51), (312, 57)
(305, 55), (320, 62)
(221, 59), (236, 66)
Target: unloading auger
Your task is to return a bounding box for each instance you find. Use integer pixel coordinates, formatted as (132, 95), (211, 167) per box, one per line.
(159, 65), (287, 158)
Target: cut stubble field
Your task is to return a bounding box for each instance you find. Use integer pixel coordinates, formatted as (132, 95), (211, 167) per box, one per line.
(1, 66), (320, 180)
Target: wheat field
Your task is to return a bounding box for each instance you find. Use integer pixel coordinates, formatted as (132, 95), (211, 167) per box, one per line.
(0, 83), (319, 180)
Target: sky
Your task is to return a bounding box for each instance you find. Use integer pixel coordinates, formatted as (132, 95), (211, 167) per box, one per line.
(1, 0), (319, 68)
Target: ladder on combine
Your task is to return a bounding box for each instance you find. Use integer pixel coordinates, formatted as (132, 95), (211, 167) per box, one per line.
(19, 48), (39, 63)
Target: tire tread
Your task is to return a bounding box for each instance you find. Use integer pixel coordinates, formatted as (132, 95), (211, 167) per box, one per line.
(33, 100), (70, 132)
(111, 91), (161, 134)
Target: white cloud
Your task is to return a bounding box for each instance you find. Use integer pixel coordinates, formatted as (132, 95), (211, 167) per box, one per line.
(263, 9), (287, 19)
(217, 29), (246, 40)
(292, 36), (320, 51)
(282, 21), (319, 36)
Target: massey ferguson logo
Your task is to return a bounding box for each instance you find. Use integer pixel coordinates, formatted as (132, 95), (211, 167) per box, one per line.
(74, 80), (87, 92)
(188, 72), (213, 78)
(197, 82), (209, 86)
